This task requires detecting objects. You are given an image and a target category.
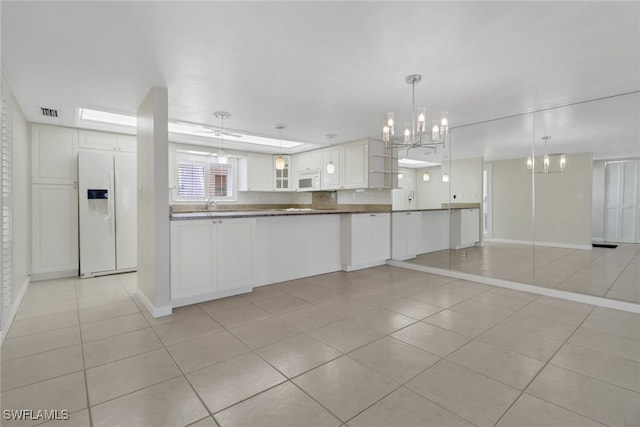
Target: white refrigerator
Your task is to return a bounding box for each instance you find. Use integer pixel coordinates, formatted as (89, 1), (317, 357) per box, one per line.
(79, 150), (137, 277)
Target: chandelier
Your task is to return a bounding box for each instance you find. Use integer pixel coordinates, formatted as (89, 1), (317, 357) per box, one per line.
(383, 74), (449, 151)
(527, 136), (566, 174)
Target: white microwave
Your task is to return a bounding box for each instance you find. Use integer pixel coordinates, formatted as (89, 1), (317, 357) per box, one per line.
(298, 169), (321, 191)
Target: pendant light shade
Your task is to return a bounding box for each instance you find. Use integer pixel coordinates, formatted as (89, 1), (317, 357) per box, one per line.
(217, 149), (228, 165)
(214, 111), (230, 164)
(274, 124), (287, 170)
(442, 173), (449, 183)
(422, 171), (430, 181)
(325, 134), (337, 174)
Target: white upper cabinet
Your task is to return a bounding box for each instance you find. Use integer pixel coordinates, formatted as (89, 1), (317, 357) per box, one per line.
(319, 139), (369, 190)
(342, 139), (368, 189)
(294, 150), (322, 173)
(79, 129), (136, 152)
(239, 152), (274, 192)
(32, 124), (78, 184)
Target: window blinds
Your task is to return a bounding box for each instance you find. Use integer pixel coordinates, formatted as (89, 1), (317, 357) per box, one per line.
(1, 95), (13, 311)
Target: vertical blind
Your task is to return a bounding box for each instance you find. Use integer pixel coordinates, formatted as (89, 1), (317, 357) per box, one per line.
(1, 94), (13, 312)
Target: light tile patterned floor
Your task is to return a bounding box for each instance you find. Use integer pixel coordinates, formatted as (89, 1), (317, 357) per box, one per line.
(1, 266), (639, 426)
(410, 242), (640, 303)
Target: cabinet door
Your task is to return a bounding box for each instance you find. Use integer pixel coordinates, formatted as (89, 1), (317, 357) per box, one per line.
(350, 214), (373, 266)
(32, 124), (78, 184)
(392, 213), (409, 260)
(321, 147), (341, 189)
(370, 213), (390, 262)
(170, 220), (216, 300)
(342, 140), (368, 189)
(460, 209), (480, 245)
(117, 134), (137, 152)
(217, 218), (256, 290)
(274, 155), (291, 191)
(79, 130), (117, 151)
(406, 212), (422, 256)
(32, 184), (78, 274)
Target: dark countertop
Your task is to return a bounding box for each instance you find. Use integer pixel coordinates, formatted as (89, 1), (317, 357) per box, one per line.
(170, 205), (392, 220)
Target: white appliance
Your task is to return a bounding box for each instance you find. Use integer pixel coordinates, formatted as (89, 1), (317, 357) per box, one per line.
(298, 169), (321, 191)
(79, 150), (137, 277)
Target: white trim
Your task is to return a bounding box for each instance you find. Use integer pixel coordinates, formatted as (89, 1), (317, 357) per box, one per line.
(30, 270), (79, 282)
(1, 277), (30, 344)
(171, 287), (252, 308)
(341, 259), (387, 272)
(592, 237), (605, 242)
(386, 260), (640, 314)
(484, 237), (592, 251)
(135, 288), (172, 318)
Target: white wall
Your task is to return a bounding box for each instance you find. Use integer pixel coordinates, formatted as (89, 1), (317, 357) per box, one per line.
(1, 74), (30, 338)
(136, 87), (171, 317)
(489, 153), (592, 247)
(393, 168), (417, 210)
(415, 157), (483, 209)
(490, 157), (533, 241)
(591, 159), (606, 241)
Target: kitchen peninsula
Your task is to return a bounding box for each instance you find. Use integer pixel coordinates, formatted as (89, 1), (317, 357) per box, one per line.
(169, 204), (391, 307)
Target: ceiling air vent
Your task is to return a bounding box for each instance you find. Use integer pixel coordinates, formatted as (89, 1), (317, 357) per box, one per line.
(40, 107), (59, 118)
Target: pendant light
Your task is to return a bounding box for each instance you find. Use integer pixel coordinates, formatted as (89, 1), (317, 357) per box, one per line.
(422, 171), (430, 181)
(326, 134), (337, 174)
(274, 124), (287, 170)
(442, 173), (449, 183)
(214, 111), (230, 164)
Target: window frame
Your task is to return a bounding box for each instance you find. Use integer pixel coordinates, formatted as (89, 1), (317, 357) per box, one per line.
(174, 151), (237, 203)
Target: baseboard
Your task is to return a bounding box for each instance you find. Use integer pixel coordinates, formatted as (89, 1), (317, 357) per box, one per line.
(1, 276), (30, 344)
(171, 287), (252, 308)
(592, 237), (605, 242)
(386, 260), (640, 314)
(484, 238), (592, 251)
(135, 288), (172, 318)
(341, 259), (387, 272)
(30, 270), (79, 282)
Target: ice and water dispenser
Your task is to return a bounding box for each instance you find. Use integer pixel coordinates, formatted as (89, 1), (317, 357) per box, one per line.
(87, 189), (109, 215)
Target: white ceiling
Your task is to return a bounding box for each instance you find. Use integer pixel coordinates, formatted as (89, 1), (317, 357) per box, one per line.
(2, 1), (639, 160)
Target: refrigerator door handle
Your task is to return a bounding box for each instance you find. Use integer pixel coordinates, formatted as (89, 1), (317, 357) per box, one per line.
(105, 169), (114, 222)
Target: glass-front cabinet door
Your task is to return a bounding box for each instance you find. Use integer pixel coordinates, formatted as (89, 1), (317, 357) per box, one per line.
(274, 154), (291, 191)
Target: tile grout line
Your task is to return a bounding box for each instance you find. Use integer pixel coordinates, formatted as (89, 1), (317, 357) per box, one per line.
(490, 304), (599, 427)
(74, 279), (94, 427)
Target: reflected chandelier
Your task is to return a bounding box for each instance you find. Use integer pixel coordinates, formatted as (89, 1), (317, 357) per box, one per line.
(383, 74), (449, 151)
(527, 136), (566, 174)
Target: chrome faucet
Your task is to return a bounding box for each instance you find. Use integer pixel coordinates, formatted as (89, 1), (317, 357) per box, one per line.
(206, 198), (216, 211)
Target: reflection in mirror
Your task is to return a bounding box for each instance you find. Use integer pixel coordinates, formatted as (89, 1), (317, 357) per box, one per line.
(531, 94), (640, 303)
(395, 92), (639, 305)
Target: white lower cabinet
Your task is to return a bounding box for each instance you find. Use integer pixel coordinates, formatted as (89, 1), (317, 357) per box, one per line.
(450, 208), (480, 249)
(31, 184), (79, 277)
(340, 213), (390, 271)
(392, 211), (422, 260)
(170, 218), (256, 306)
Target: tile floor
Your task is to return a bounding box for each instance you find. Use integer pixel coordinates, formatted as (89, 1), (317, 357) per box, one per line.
(1, 266), (639, 426)
(410, 242), (640, 303)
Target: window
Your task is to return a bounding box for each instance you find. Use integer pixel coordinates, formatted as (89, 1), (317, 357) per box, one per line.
(175, 152), (236, 202)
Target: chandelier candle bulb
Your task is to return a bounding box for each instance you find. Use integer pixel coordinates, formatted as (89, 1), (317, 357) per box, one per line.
(527, 157), (533, 171)
(404, 126), (411, 144)
(440, 112), (449, 134)
(560, 154), (566, 170)
(431, 120), (440, 142)
(544, 154), (550, 173)
(417, 107), (426, 132)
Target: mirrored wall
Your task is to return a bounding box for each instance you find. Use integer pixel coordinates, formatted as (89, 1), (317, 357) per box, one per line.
(394, 92), (640, 304)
